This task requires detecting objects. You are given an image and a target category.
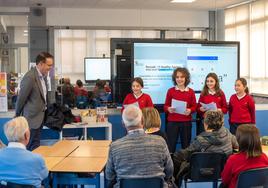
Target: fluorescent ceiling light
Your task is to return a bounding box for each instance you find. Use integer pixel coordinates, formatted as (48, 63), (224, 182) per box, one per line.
(170, 0), (195, 3)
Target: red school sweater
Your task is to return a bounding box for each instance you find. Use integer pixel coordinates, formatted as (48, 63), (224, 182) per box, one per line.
(122, 93), (154, 111)
(164, 87), (196, 122)
(197, 90), (228, 117)
(221, 152), (268, 188)
(229, 94), (256, 124)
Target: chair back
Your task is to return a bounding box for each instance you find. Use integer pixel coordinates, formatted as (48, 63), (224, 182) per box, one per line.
(120, 177), (163, 188)
(236, 167), (268, 188)
(189, 152), (226, 182)
(0, 181), (35, 188)
(76, 95), (89, 109)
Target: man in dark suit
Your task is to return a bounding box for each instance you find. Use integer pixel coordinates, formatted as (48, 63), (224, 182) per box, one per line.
(15, 52), (54, 151)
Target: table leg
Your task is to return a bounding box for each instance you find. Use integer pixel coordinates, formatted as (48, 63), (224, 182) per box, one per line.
(96, 173), (100, 188)
(60, 131), (63, 140)
(105, 126), (112, 140)
(84, 127), (87, 140)
(100, 172), (104, 188)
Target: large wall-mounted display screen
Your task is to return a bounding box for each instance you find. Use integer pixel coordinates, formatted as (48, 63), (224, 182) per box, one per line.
(84, 57), (111, 82)
(133, 41), (239, 105)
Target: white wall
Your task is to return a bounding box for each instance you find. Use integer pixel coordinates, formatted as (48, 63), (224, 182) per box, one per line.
(14, 26), (28, 43)
(19, 47), (28, 74)
(47, 8), (209, 28)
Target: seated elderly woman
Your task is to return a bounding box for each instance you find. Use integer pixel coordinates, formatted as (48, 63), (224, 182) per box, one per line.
(173, 110), (238, 186)
(0, 117), (48, 187)
(142, 107), (168, 145)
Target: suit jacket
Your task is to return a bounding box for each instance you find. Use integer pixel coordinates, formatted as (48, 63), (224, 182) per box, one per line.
(15, 67), (47, 129)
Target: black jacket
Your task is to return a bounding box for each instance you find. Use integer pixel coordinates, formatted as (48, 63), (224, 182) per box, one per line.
(44, 103), (74, 132)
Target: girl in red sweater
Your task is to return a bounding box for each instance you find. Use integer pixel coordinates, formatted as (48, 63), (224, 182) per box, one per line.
(164, 67), (196, 152)
(221, 124), (268, 188)
(122, 77), (153, 110)
(196, 73), (228, 135)
(229, 78), (255, 135)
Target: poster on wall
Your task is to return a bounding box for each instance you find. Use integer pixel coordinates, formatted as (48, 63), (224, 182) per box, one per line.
(0, 72), (8, 112)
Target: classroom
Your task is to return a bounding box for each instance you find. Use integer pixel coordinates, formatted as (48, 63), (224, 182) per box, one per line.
(0, 0), (268, 188)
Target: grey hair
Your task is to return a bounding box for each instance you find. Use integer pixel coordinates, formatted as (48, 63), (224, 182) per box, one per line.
(4, 116), (29, 142)
(122, 105), (142, 128)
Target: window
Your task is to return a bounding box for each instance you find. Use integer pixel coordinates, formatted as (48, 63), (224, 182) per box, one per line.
(225, 0), (268, 95)
(54, 29), (160, 82)
(55, 28), (207, 83)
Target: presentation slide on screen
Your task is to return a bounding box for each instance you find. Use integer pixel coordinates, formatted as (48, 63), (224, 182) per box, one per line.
(85, 58), (111, 81)
(134, 43), (238, 104)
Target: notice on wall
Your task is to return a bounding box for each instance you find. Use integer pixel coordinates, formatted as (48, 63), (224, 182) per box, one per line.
(0, 72), (8, 112)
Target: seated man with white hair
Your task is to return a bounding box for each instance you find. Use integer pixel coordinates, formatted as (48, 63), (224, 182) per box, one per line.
(0, 117), (48, 188)
(105, 105), (174, 188)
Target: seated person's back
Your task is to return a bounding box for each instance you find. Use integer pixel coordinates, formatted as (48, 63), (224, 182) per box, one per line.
(173, 110), (238, 185)
(62, 78), (75, 107)
(74, 79), (88, 97)
(105, 105), (173, 188)
(142, 107), (169, 145)
(0, 117), (48, 188)
(175, 110), (237, 157)
(221, 124), (268, 188)
(93, 79), (110, 102)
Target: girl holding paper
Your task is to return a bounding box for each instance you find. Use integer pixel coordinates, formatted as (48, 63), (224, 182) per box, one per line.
(164, 67), (196, 153)
(122, 77), (154, 111)
(228, 78), (255, 135)
(196, 72), (228, 135)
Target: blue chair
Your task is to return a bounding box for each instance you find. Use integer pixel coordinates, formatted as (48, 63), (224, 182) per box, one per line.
(76, 96), (89, 109)
(0, 181), (35, 188)
(236, 167), (268, 188)
(120, 177), (163, 188)
(184, 152), (226, 188)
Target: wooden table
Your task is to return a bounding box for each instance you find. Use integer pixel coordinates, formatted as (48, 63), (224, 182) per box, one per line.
(69, 145), (109, 158)
(51, 157), (107, 188)
(73, 140), (111, 147)
(47, 144), (79, 157)
(262, 145), (268, 156)
(34, 140), (110, 188)
(43, 157), (64, 171)
(33, 143), (78, 157)
(53, 140), (111, 148)
(33, 146), (52, 157)
(51, 157), (107, 173)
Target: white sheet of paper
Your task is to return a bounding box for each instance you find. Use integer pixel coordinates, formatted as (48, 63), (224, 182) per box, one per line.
(124, 102), (140, 109)
(200, 102), (217, 110)
(171, 99), (187, 115)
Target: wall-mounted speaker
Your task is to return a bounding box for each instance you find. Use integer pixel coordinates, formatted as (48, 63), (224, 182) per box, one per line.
(32, 8), (43, 17)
